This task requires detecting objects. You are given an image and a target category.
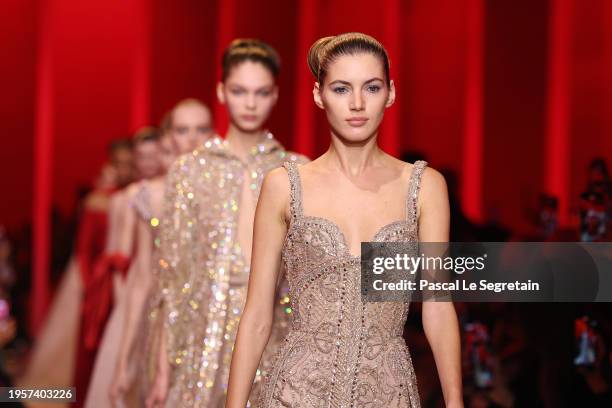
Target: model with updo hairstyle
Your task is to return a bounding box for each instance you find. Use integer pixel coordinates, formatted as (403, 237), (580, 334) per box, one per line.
(227, 32), (462, 407)
(307, 32), (391, 86)
(100, 98), (211, 408)
(144, 38), (308, 408)
(222, 38), (281, 81)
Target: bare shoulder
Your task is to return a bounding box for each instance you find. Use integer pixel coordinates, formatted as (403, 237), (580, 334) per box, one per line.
(148, 176), (165, 191)
(420, 166), (447, 194)
(261, 167), (292, 222)
(124, 182), (141, 200)
(418, 165), (449, 213)
(295, 155), (325, 176)
(263, 167), (291, 197)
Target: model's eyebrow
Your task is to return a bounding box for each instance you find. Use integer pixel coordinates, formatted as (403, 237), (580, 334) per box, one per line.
(327, 77), (385, 86)
(227, 84), (274, 91)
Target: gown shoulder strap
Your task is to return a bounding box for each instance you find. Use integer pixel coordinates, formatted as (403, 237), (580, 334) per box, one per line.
(282, 161), (304, 219)
(406, 160), (428, 226)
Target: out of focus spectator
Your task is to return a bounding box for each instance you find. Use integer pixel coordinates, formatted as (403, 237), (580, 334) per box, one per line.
(0, 226), (19, 392)
(580, 158), (611, 242)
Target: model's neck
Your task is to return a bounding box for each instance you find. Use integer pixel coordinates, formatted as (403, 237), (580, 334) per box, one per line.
(224, 124), (266, 162)
(324, 130), (383, 176)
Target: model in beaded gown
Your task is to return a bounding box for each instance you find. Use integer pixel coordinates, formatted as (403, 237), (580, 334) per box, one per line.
(145, 40), (309, 408)
(260, 160), (425, 407)
(226, 33), (462, 408)
(151, 134), (306, 407)
(106, 100), (214, 407)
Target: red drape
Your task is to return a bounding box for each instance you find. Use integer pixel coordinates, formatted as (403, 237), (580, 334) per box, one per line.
(0, 0), (608, 333)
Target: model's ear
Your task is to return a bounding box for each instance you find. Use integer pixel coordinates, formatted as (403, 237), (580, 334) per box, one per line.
(385, 79), (396, 108)
(216, 82), (226, 105)
(313, 82), (324, 110)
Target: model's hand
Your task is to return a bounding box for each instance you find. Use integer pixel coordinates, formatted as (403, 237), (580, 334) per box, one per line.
(145, 364), (170, 408)
(109, 362), (129, 406)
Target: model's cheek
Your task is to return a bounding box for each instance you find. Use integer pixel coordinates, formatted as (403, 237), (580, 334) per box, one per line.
(226, 96), (242, 114)
(257, 97), (271, 113)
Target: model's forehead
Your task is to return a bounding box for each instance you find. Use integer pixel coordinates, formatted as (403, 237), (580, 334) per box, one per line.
(226, 60), (275, 88)
(135, 141), (158, 152)
(173, 105), (211, 124)
(325, 53), (385, 84)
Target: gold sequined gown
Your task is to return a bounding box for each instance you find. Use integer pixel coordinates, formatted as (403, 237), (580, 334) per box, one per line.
(258, 161), (428, 408)
(157, 133), (308, 407)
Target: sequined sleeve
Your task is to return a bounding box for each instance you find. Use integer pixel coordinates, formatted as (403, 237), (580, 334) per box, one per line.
(157, 154), (202, 366)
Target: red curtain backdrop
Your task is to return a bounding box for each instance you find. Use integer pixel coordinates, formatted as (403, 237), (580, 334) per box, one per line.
(1, 0), (611, 331)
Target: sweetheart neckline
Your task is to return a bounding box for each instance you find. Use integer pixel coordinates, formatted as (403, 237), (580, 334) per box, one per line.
(291, 214), (413, 259)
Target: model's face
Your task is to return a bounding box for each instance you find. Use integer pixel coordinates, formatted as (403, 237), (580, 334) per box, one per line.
(159, 134), (176, 171)
(134, 140), (161, 179)
(96, 163), (118, 189)
(314, 53), (394, 143)
(110, 147), (133, 187)
(218, 61), (278, 133)
(170, 104), (213, 154)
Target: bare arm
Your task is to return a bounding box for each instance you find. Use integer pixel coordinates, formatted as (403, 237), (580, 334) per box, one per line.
(418, 168), (463, 407)
(115, 185), (139, 258)
(225, 168), (290, 408)
(112, 217), (154, 396)
(106, 192), (125, 253)
(145, 324), (170, 408)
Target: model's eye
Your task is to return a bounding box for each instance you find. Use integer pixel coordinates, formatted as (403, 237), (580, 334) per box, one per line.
(332, 87), (349, 94)
(366, 85), (381, 93)
(174, 126), (188, 135)
(257, 89), (272, 97)
(230, 88), (245, 95)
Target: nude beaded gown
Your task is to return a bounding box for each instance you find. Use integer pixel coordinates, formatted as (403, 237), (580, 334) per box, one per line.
(84, 181), (159, 408)
(258, 160), (428, 408)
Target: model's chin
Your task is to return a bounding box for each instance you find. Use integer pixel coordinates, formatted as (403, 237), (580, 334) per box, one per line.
(234, 119), (264, 133)
(339, 125), (376, 143)
(174, 143), (189, 154)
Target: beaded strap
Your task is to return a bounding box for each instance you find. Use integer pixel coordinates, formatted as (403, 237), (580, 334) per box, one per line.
(283, 161), (304, 218)
(406, 160), (428, 225)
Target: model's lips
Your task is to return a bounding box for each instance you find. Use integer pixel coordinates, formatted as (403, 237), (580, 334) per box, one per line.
(346, 117), (368, 126)
(241, 114), (259, 122)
